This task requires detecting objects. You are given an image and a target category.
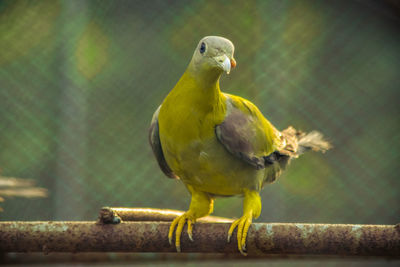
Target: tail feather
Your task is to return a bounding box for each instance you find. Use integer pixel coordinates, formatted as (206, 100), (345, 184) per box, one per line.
(297, 130), (332, 155)
(262, 127), (331, 185)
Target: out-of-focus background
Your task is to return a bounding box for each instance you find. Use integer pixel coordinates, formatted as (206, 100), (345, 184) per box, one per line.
(0, 0), (399, 236)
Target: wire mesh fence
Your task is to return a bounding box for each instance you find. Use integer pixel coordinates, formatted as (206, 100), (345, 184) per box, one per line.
(0, 0), (399, 229)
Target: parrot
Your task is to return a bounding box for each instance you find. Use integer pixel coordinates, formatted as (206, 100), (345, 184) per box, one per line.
(149, 36), (331, 255)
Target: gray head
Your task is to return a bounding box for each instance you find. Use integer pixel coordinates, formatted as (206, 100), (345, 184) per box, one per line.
(189, 36), (236, 76)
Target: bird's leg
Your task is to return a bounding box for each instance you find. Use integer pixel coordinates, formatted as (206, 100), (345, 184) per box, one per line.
(227, 189), (261, 256)
(168, 184), (214, 252)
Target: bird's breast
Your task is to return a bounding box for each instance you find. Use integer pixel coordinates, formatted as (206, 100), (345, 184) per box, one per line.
(157, 80), (264, 195)
(159, 112), (264, 196)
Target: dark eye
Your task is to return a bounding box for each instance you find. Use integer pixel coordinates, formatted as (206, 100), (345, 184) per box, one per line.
(200, 42), (206, 54)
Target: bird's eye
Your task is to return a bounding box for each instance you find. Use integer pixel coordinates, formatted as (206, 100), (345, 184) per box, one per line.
(200, 42), (206, 54)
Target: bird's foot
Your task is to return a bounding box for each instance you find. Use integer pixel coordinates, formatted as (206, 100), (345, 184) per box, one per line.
(227, 213), (252, 256)
(168, 212), (195, 252)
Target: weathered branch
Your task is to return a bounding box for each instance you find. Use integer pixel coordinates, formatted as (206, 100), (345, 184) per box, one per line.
(0, 177), (36, 187)
(0, 176), (48, 212)
(0, 221), (399, 256)
(0, 188), (48, 198)
(0, 176), (48, 199)
(98, 207), (233, 223)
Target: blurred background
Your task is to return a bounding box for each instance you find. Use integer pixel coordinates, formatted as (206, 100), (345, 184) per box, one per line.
(0, 0), (399, 231)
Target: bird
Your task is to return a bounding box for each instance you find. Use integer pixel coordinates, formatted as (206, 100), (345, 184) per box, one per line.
(149, 36), (331, 255)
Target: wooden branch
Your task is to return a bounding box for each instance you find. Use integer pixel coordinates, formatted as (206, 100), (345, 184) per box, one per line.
(0, 176), (48, 198)
(0, 177), (35, 187)
(98, 207), (233, 224)
(0, 221), (399, 256)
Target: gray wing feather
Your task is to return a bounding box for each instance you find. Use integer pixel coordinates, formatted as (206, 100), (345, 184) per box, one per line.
(149, 106), (178, 179)
(215, 107), (266, 170)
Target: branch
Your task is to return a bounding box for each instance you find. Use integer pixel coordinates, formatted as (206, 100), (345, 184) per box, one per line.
(0, 177), (35, 187)
(0, 221), (399, 256)
(0, 188), (48, 198)
(0, 176), (48, 198)
(98, 207), (233, 223)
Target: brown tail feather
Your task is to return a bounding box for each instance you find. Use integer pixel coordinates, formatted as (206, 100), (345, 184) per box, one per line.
(279, 126), (331, 157)
(297, 131), (332, 155)
(262, 127), (331, 185)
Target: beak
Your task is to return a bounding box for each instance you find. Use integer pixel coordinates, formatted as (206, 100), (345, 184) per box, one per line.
(214, 55), (236, 74)
(230, 58), (236, 69)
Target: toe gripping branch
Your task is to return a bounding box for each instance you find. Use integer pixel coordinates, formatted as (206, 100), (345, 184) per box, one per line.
(227, 190), (261, 255)
(168, 212), (195, 252)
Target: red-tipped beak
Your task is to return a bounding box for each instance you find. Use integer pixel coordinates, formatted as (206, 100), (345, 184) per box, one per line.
(230, 58), (237, 68)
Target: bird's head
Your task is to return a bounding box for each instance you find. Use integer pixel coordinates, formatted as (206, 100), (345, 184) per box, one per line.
(189, 36), (236, 79)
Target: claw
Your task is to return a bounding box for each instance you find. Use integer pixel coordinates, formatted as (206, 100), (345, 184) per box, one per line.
(227, 219), (240, 243)
(168, 213), (194, 252)
(187, 219), (194, 242)
(168, 215), (180, 245)
(227, 214), (252, 256)
(241, 216), (252, 251)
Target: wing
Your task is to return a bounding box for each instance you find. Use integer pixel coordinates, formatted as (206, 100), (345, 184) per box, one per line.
(148, 105), (178, 179)
(215, 94), (282, 170)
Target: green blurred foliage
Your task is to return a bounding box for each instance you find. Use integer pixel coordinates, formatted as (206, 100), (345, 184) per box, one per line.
(76, 21), (109, 79)
(0, 0), (60, 65)
(0, 0), (399, 227)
